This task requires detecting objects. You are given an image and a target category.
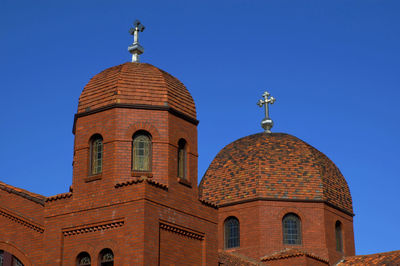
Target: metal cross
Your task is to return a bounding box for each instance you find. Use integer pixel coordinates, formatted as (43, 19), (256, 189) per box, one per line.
(128, 20), (145, 63)
(257, 91), (276, 133)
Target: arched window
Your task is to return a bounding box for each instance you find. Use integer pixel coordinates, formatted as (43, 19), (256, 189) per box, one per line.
(12, 256), (23, 266)
(76, 252), (91, 266)
(177, 139), (187, 179)
(283, 213), (302, 245)
(132, 132), (151, 171)
(99, 248), (114, 266)
(90, 135), (103, 175)
(0, 250), (24, 266)
(335, 221), (343, 252)
(224, 216), (240, 249)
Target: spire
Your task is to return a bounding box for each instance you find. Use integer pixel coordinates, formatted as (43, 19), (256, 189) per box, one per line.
(128, 20), (145, 63)
(257, 91), (276, 133)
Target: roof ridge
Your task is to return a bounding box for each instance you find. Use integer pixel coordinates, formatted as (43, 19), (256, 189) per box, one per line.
(148, 64), (175, 108)
(112, 63), (127, 103)
(305, 141), (353, 214)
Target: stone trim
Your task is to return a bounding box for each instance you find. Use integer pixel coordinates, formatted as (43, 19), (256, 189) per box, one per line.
(62, 219), (124, 237)
(0, 207), (44, 233)
(159, 221), (204, 240)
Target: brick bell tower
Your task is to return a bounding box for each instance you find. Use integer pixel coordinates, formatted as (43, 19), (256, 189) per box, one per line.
(43, 21), (217, 265)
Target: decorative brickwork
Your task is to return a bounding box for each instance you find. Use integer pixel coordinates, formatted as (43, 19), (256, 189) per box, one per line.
(199, 132), (353, 215)
(62, 219), (125, 237)
(45, 192), (72, 202)
(199, 199), (218, 209)
(160, 221), (204, 240)
(0, 207), (44, 233)
(114, 177), (168, 190)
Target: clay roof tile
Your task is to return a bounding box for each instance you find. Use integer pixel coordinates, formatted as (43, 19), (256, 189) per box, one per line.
(77, 62), (196, 120)
(199, 133), (353, 215)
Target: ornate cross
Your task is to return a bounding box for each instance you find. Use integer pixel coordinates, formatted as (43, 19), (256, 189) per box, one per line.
(257, 91), (276, 133)
(128, 20), (145, 63)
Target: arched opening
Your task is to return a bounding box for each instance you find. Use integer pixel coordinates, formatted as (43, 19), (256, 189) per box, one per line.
(335, 221), (344, 252)
(0, 250), (24, 266)
(99, 248), (114, 266)
(132, 132), (152, 172)
(283, 213), (302, 245)
(224, 216), (240, 249)
(76, 252), (91, 266)
(177, 139), (187, 179)
(90, 134), (103, 175)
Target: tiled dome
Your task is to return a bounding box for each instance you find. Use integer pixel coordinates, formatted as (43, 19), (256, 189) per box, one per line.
(199, 133), (353, 214)
(77, 62), (196, 120)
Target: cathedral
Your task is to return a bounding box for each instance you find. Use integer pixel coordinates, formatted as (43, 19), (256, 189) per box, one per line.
(1, 22), (399, 266)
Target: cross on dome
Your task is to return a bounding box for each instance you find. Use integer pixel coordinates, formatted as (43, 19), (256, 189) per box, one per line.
(128, 20), (145, 63)
(257, 91), (276, 133)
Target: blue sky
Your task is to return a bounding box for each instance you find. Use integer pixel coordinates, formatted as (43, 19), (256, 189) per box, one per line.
(1, 0), (399, 256)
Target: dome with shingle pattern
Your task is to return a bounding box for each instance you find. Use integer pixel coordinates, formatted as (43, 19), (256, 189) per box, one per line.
(77, 62), (196, 120)
(199, 133), (353, 215)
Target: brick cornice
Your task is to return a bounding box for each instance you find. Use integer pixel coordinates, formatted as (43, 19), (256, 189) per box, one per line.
(0, 207), (44, 233)
(115, 177), (168, 190)
(199, 199), (218, 209)
(159, 220), (204, 240)
(62, 218), (124, 237)
(218, 197), (355, 217)
(72, 103), (199, 134)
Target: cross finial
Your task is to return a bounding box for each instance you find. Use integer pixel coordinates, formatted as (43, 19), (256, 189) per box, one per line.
(257, 91), (276, 133)
(128, 20), (145, 62)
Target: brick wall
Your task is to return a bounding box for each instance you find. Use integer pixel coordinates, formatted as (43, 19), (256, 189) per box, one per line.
(0, 188), (44, 265)
(218, 200), (354, 264)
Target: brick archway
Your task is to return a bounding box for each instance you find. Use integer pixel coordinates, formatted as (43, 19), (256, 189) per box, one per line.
(0, 242), (31, 266)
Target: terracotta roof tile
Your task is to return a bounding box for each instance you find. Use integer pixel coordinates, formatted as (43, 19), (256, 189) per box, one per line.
(338, 250), (400, 265)
(199, 133), (353, 214)
(261, 248), (329, 263)
(45, 192), (72, 202)
(218, 251), (263, 265)
(78, 62), (196, 120)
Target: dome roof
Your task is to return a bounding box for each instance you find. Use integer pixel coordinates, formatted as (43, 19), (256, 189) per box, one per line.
(199, 133), (353, 215)
(77, 62), (196, 120)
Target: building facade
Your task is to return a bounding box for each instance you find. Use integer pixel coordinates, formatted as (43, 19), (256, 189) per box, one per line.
(1, 44), (398, 265)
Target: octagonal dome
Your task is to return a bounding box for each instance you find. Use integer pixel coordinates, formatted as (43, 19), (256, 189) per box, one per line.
(199, 133), (353, 215)
(77, 62), (196, 120)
